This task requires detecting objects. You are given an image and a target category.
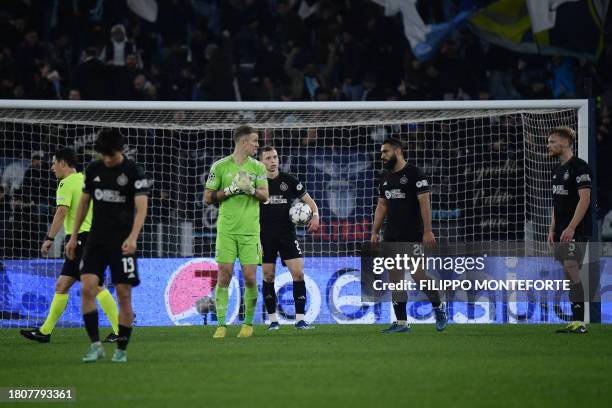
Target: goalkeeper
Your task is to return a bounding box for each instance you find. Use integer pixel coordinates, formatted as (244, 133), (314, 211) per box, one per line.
(204, 125), (269, 338)
(20, 148), (119, 344)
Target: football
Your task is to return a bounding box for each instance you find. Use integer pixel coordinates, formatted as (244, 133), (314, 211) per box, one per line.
(289, 201), (313, 226)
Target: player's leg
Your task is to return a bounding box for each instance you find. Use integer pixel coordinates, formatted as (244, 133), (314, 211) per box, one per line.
(411, 265), (447, 331)
(279, 234), (312, 329)
(213, 232), (239, 338)
(382, 267), (410, 333)
(80, 244), (108, 362)
(261, 232), (280, 328)
(81, 273), (106, 362)
(285, 258), (314, 330)
(96, 285), (120, 342)
(237, 264), (257, 338)
(262, 263), (279, 330)
(555, 241), (587, 334)
(236, 235), (261, 338)
(20, 275), (75, 342)
(108, 250), (140, 361)
(111, 284), (133, 362)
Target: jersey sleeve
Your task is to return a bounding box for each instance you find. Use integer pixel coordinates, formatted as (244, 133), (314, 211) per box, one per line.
(414, 167), (430, 195)
(83, 162), (95, 195)
(290, 175), (307, 199)
(134, 164), (150, 196)
(56, 181), (71, 207)
(575, 160), (592, 190)
(255, 162), (268, 188)
(205, 161), (221, 190)
(378, 174), (386, 199)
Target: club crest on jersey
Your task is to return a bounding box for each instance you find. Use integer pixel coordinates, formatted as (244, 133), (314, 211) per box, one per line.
(117, 173), (128, 186)
(563, 171), (569, 181)
(280, 182), (288, 191)
(400, 175), (408, 184)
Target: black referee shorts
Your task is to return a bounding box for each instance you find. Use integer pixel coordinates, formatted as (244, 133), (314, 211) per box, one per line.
(80, 241), (140, 287)
(553, 236), (590, 266)
(60, 232), (89, 281)
(261, 231), (303, 264)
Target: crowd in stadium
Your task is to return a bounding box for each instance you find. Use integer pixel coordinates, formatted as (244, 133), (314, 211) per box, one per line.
(0, 0), (611, 257)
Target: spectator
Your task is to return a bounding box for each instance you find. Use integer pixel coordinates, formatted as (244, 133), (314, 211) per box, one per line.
(15, 29), (46, 96)
(68, 88), (81, 100)
(132, 73), (157, 100)
(549, 56), (576, 98)
(71, 46), (108, 99)
(20, 151), (53, 219)
(102, 24), (137, 67)
(8, 189), (41, 258)
(32, 62), (62, 99)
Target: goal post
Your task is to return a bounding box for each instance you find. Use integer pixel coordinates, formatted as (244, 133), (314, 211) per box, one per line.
(0, 99), (595, 327)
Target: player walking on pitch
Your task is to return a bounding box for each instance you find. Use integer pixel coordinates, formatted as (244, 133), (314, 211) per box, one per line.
(66, 130), (149, 362)
(371, 138), (447, 333)
(20, 148), (119, 344)
(204, 125), (269, 338)
(259, 146), (319, 330)
(547, 127), (593, 334)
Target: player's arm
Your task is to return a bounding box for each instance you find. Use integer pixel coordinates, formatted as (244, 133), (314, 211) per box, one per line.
(560, 164), (593, 242)
(560, 188), (591, 242)
(301, 192), (320, 232)
(122, 194), (148, 255)
(204, 188), (229, 205)
(41, 206), (68, 256)
(415, 170), (436, 246)
(371, 197), (387, 242)
(203, 162), (239, 205)
(253, 184), (269, 202)
(547, 208), (556, 244)
(252, 163), (269, 202)
(418, 192), (436, 246)
(65, 192), (91, 260)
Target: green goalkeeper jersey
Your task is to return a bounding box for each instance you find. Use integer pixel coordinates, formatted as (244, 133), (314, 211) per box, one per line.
(56, 171), (92, 235)
(205, 155), (267, 236)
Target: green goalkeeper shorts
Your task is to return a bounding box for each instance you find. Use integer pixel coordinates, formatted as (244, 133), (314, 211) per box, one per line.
(215, 233), (262, 265)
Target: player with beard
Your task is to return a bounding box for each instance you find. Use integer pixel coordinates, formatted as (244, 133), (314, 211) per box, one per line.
(371, 138), (447, 333)
(546, 127), (593, 334)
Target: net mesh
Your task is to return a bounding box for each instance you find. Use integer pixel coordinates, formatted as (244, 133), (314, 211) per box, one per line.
(0, 105), (579, 327)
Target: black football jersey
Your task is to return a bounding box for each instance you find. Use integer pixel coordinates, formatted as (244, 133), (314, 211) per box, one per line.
(260, 172), (307, 234)
(551, 156), (592, 237)
(378, 163), (429, 240)
(83, 157), (149, 243)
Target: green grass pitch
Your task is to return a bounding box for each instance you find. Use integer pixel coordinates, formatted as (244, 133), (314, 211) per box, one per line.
(1, 325), (612, 408)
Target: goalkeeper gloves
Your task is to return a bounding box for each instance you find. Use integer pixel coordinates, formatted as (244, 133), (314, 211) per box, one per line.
(224, 171), (255, 196)
(223, 177), (241, 197)
(235, 170), (256, 195)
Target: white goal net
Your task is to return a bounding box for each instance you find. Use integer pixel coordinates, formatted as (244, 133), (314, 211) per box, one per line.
(0, 100), (588, 327)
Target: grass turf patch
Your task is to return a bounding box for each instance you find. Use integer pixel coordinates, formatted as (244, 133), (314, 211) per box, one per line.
(1, 325), (611, 408)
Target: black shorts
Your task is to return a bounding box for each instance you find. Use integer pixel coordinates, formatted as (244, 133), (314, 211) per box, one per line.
(383, 230), (423, 243)
(60, 232), (89, 280)
(80, 241), (140, 287)
(553, 236), (590, 266)
(261, 231), (303, 264)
